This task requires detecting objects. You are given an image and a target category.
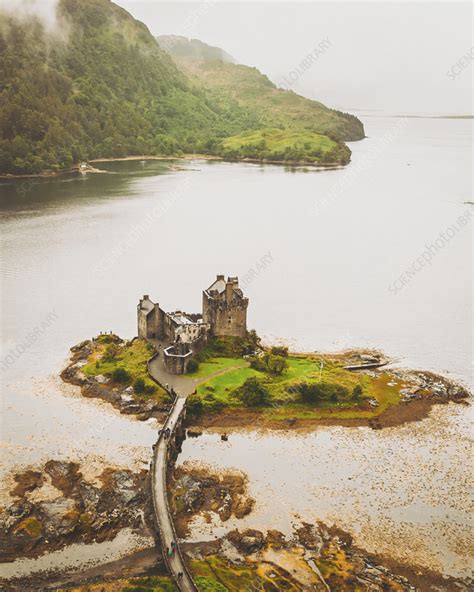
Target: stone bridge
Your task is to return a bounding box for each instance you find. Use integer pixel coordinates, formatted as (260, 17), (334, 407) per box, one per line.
(150, 395), (197, 592)
(147, 347), (248, 591)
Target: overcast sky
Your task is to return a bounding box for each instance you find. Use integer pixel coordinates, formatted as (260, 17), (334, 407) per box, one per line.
(115, 1), (473, 115)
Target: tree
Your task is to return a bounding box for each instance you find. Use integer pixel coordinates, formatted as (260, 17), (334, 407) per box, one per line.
(112, 367), (131, 383)
(234, 377), (270, 407)
(250, 352), (288, 376)
(187, 393), (203, 415)
(186, 359), (199, 374)
(270, 345), (288, 357)
(103, 344), (119, 362)
(294, 382), (349, 404)
(352, 384), (363, 401)
(134, 377), (145, 394)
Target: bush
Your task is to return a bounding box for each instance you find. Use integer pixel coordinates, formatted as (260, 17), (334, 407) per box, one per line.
(198, 331), (261, 360)
(103, 343), (119, 362)
(250, 352), (288, 376)
(234, 377), (270, 407)
(112, 367), (131, 383)
(352, 384), (364, 401)
(186, 358), (200, 374)
(194, 577), (229, 592)
(270, 345), (288, 357)
(144, 384), (156, 395)
(134, 377), (145, 394)
(202, 392), (224, 412)
(293, 381), (350, 404)
(187, 393), (203, 416)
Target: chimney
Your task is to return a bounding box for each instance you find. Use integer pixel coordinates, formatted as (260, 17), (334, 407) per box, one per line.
(225, 278), (234, 301)
(143, 295), (149, 300)
(216, 274), (224, 281)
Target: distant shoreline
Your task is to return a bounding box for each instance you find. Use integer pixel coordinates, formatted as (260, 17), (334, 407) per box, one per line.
(0, 153), (346, 181)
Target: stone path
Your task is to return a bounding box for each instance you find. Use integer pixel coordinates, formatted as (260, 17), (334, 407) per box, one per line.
(148, 340), (248, 395)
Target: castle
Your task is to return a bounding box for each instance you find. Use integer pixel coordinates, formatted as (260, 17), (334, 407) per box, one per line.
(137, 275), (248, 374)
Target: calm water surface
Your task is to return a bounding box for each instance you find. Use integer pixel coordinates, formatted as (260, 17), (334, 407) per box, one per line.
(0, 115), (472, 577)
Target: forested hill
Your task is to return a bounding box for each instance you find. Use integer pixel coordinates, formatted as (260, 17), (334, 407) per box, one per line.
(0, 0), (260, 175)
(157, 36), (365, 143)
(0, 0), (364, 175)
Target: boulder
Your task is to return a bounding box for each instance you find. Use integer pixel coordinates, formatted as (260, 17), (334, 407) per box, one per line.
(44, 460), (82, 496)
(38, 497), (79, 536)
(227, 529), (264, 555)
(95, 374), (110, 384)
(10, 470), (44, 498)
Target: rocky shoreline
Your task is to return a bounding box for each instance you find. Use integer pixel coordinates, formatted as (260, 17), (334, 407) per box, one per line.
(169, 464), (255, 537)
(3, 457), (471, 591)
(60, 338), (172, 421)
(183, 521), (471, 592)
(0, 461), (155, 564)
(62, 339), (470, 431)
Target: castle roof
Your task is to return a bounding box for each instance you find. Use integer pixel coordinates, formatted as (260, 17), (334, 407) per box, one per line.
(206, 277), (226, 295)
(205, 276), (244, 300)
(139, 296), (155, 314)
(168, 311), (197, 326)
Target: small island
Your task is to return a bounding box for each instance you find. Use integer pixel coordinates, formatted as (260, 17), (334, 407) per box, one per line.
(62, 275), (468, 432)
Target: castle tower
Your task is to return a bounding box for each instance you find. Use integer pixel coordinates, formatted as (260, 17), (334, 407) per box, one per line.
(137, 295), (163, 339)
(202, 275), (248, 338)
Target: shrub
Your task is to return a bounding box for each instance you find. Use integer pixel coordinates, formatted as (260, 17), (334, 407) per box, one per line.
(250, 352), (288, 376)
(234, 377), (270, 407)
(352, 384), (364, 401)
(202, 392), (224, 412)
(103, 343), (119, 362)
(112, 367), (131, 383)
(293, 381), (350, 404)
(199, 331), (262, 359)
(270, 345), (289, 357)
(194, 577), (229, 592)
(187, 393), (203, 416)
(186, 358), (200, 373)
(133, 377), (145, 394)
(144, 384), (156, 395)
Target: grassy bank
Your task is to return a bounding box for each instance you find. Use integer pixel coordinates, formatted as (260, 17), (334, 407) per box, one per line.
(81, 336), (168, 404)
(186, 341), (404, 422)
(218, 128), (351, 164)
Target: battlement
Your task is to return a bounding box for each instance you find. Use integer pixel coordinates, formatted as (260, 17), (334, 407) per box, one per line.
(203, 275), (248, 337)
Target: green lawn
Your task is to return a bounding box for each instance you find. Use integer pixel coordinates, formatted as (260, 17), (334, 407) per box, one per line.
(196, 366), (261, 404)
(82, 338), (168, 403)
(194, 355), (402, 421)
(186, 357), (246, 379)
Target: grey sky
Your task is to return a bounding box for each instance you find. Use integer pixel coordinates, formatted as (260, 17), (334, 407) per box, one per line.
(115, 1), (473, 115)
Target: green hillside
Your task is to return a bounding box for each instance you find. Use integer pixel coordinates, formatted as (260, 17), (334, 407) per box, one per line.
(219, 128), (351, 165)
(0, 0), (259, 175)
(158, 35), (235, 64)
(0, 1), (364, 175)
(157, 35), (365, 143)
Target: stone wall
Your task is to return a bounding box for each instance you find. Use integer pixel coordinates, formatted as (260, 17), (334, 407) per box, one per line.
(163, 344), (193, 374)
